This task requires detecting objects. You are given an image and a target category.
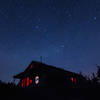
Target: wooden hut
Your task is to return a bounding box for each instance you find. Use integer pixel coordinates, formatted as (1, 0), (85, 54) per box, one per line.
(14, 61), (86, 88)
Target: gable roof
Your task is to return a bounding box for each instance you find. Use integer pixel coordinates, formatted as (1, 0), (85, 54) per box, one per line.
(13, 61), (83, 79)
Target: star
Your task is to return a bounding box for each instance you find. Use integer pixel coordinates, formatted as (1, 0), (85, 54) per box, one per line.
(18, 15), (23, 19)
(60, 45), (65, 48)
(93, 16), (97, 21)
(56, 48), (60, 53)
(45, 33), (49, 38)
(68, 14), (72, 17)
(64, 10), (72, 18)
(35, 25), (39, 29)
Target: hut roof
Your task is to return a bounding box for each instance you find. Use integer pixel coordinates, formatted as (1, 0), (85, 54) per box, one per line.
(13, 61), (83, 79)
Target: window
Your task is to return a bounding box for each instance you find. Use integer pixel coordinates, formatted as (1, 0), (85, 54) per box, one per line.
(71, 77), (76, 83)
(27, 77), (29, 86)
(35, 76), (39, 84)
(22, 80), (23, 87)
(30, 79), (32, 84)
(71, 77), (74, 82)
(21, 79), (26, 87)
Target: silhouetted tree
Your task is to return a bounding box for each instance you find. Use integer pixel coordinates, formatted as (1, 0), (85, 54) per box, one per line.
(91, 73), (98, 84)
(96, 65), (100, 79)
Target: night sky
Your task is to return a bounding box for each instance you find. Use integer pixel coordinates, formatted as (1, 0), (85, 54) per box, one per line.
(0, 0), (100, 82)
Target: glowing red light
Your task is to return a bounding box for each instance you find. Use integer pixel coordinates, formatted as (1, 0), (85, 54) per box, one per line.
(30, 80), (32, 84)
(22, 80), (23, 87)
(71, 77), (74, 82)
(71, 77), (76, 83)
(30, 64), (33, 69)
(74, 78), (76, 83)
(27, 77), (29, 86)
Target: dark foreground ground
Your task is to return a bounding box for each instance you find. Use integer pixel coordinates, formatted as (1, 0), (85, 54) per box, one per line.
(0, 88), (99, 100)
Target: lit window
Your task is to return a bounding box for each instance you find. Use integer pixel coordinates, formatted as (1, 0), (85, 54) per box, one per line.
(22, 80), (23, 87)
(71, 77), (74, 82)
(35, 76), (39, 84)
(71, 77), (76, 83)
(27, 77), (29, 86)
(30, 79), (32, 84)
(74, 78), (76, 83)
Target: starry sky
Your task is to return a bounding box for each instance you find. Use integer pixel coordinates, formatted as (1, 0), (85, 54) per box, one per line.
(0, 0), (100, 82)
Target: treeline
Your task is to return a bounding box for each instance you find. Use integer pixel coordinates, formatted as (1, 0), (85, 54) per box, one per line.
(0, 80), (16, 88)
(83, 65), (100, 88)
